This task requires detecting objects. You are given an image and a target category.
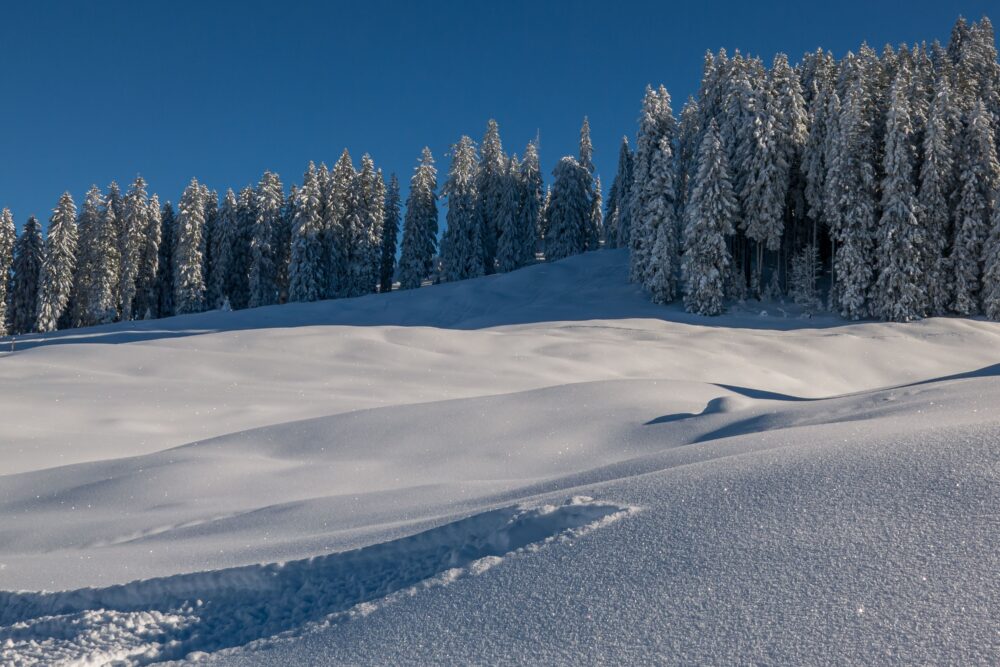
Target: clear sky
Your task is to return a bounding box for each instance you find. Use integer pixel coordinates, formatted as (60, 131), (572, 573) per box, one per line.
(0, 0), (995, 227)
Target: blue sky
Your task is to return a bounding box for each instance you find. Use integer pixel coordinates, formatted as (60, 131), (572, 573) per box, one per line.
(0, 0), (995, 227)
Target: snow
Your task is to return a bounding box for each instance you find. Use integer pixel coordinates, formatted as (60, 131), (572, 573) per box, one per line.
(1, 248), (999, 664)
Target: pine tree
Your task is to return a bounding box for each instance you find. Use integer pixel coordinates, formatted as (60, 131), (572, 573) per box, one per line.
(0, 209), (15, 336)
(342, 155), (383, 297)
(579, 116), (594, 173)
(643, 136), (681, 303)
(588, 176), (603, 250)
(249, 171), (283, 307)
(441, 136), (483, 282)
(545, 157), (592, 262)
(36, 193), (78, 332)
(682, 122), (737, 316)
(73, 185), (119, 327)
(288, 163), (325, 302)
(606, 138), (634, 249)
(874, 66), (925, 321)
(11, 217), (43, 335)
(379, 174), (401, 292)
(518, 141), (543, 264)
(676, 97), (701, 215)
(275, 187), (293, 304)
(203, 189), (223, 307)
(134, 194), (161, 319)
(475, 120), (505, 274)
(629, 85), (675, 284)
(324, 151), (354, 298)
(496, 156), (526, 273)
(157, 202), (175, 318)
(207, 189), (240, 309)
(118, 176), (149, 320)
(173, 180), (207, 315)
(229, 187), (255, 309)
(398, 148), (438, 290)
(951, 101), (1000, 315)
(919, 74), (959, 315)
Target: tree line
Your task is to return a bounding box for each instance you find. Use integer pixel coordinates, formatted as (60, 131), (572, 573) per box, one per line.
(0, 120), (601, 336)
(616, 15), (1000, 320)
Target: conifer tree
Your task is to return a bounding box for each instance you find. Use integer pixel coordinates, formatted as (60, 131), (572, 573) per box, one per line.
(676, 97), (701, 214)
(951, 101), (999, 315)
(118, 176), (149, 320)
(579, 116), (594, 174)
(206, 189), (240, 309)
(157, 202), (175, 318)
(249, 171), (283, 307)
(398, 148), (438, 289)
(629, 85), (675, 284)
(606, 138), (634, 248)
(981, 205), (1000, 320)
(342, 155), (383, 297)
(475, 120), (505, 273)
(587, 176), (603, 250)
(134, 194), (161, 319)
(379, 174), (401, 292)
(35, 193), (78, 332)
(288, 163), (325, 302)
(73, 186), (119, 327)
(496, 156), (526, 273)
(11, 217), (43, 335)
(643, 136), (681, 303)
(0, 209), (15, 336)
(324, 150), (354, 297)
(441, 136), (483, 282)
(545, 157), (592, 262)
(229, 187), (255, 309)
(682, 122), (737, 316)
(874, 66), (925, 321)
(173, 180), (207, 315)
(518, 141), (543, 263)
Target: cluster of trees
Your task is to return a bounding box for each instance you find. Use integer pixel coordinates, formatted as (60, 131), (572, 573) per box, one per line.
(0, 119), (603, 336)
(615, 15), (1000, 320)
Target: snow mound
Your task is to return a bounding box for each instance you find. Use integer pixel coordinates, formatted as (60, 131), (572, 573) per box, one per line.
(0, 497), (631, 665)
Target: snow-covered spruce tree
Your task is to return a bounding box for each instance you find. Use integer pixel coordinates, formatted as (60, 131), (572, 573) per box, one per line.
(545, 157), (592, 262)
(518, 141), (543, 264)
(605, 137), (633, 248)
(441, 136), (483, 282)
(35, 193), (78, 332)
(379, 174), (401, 292)
(588, 176), (603, 250)
(643, 135), (681, 304)
(173, 180), (207, 315)
(229, 186), (255, 309)
(324, 150), (354, 298)
(288, 163), (325, 303)
(873, 66), (925, 321)
(579, 116), (594, 174)
(475, 119), (506, 274)
(981, 204), (1000, 320)
(342, 155), (383, 297)
(681, 121), (737, 316)
(133, 194), (161, 319)
(157, 202), (175, 318)
(629, 85), (676, 285)
(11, 217), (44, 334)
(720, 54), (760, 213)
(740, 94), (789, 296)
(803, 83), (831, 239)
(496, 156), (526, 273)
(203, 189), (223, 307)
(832, 72), (878, 320)
(118, 176), (149, 321)
(951, 100), (1000, 316)
(276, 187), (294, 304)
(73, 185), (119, 327)
(249, 171), (283, 308)
(675, 97), (701, 215)
(918, 73), (959, 315)
(207, 189), (240, 309)
(0, 208), (15, 336)
(397, 148), (438, 290)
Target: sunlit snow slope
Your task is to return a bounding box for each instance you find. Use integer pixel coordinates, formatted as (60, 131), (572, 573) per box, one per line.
(1, 249), (998, 665)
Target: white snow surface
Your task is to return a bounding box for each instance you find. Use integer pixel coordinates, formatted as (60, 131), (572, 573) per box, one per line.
(1, 249), (998, 665)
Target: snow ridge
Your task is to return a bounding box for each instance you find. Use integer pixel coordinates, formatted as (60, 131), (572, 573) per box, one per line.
(0, 497), (631, 666)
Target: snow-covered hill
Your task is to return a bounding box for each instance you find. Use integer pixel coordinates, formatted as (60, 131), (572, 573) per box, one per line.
(2, 249), (998, 665)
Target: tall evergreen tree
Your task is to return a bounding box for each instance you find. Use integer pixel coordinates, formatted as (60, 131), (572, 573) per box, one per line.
(379, 173), (401, 292)
(134, 194), (161, 319)
(229, 187), (255, 309)
(119, 176), (149, 320)
(248, 171), (283, 307)
(496, 156), (526, 273)
(398, 148), (438, 290)
(10, 217), (43, 335)
(207, 189), (240, 309)
(73, 185), (119, 327)
(173, 180), (207, 315)
(324, 151), (354, 298)
(606, 138), (634, 249)
(157, 202), (175, 318)
(682, 122), (737, 316)
(629, 85), (675, 284)
(475, 120), (505, 274)
(36, 193), (78, 332)
(288, 163), (325, 303)
(342, 155), (383, 297)
(951, 101), (1000, 315)
(441, 136), (483, 282)
(0, 209), (15, 336)
(579, 116), (594, 173)
(518, 141), (543, 263)
(643, 135), (681, 303)
(874, 66), (925, 321)
(588, 176), (603, 250)
(545, 157), (592, 262)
